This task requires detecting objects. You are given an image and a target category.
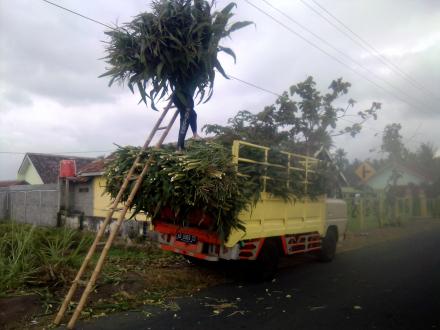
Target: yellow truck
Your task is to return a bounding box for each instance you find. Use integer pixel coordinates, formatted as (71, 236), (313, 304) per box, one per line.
(153, 140), (347, 277)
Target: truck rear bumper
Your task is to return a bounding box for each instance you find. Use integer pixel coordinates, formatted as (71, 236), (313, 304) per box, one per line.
(154, 222), (221, 245)
(154, 222), (240, 261)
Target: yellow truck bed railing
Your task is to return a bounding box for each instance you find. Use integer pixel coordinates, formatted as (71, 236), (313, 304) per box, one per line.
(231, 140), (319, 195)
(225, 140), (326, 247)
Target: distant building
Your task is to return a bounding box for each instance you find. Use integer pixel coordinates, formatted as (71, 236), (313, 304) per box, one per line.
(364, 162), (432, 191)
(17, 153), (95, 184)
(77, 158), (148, 221)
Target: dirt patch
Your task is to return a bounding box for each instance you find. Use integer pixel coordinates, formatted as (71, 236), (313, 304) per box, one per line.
(142, 263), (225, 295)
(0, 295), (42, 330)
(66, 271), (147, 307)
(48, 260), (225, 328)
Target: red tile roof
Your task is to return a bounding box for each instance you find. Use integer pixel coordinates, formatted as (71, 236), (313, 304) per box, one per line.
(77, 158), (106, 175)
(26, 153), (95, 183)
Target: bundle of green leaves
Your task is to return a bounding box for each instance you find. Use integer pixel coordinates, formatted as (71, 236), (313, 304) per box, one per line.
(104, 141), (257, 240)
(104, 141), (328, 240)
(100, 0), (252, 109)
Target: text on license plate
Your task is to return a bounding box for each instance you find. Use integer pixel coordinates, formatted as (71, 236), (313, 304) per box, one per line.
(176, 233), (198, 244)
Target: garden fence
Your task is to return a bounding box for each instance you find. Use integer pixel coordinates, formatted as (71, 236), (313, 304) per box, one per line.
(344, 192), (439, 232)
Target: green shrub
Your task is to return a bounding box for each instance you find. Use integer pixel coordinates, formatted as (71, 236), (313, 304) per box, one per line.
(0, 222), (38, 292)
(0, 222), (93, 293)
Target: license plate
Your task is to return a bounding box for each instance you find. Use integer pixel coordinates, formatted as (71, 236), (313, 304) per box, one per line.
(176, 233), (198, 244)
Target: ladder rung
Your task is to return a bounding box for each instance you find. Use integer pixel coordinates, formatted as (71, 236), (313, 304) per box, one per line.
(157, 126), (168, 130)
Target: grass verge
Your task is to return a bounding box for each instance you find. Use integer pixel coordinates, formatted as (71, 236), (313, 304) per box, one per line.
(0, 221), (225, 329)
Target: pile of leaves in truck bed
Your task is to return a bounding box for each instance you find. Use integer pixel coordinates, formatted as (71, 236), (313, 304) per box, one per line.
(104, 141), (327, 240)
(105, 141), (256, 240)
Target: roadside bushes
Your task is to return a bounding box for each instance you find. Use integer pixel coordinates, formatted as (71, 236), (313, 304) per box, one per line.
(0, 222), (92, 293)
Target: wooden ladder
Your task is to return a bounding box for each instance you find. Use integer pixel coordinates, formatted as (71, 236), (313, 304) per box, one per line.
(54, 103), (179, 329)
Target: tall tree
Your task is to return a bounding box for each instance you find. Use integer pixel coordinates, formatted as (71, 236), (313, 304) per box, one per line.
(381, 123), (407, 161)
(416, 142), (437, 169)
(204, 76), (380, 155)
(333, 148), (349, 173)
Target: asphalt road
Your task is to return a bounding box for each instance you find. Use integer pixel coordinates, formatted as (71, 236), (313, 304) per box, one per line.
(79, 226), (440, 330)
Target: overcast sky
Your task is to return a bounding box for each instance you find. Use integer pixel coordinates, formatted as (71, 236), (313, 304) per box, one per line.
(1, 0), (439, 180)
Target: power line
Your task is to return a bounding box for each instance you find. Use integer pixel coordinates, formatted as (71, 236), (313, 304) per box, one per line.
(229, 74), (377, 138)
(301, 0), (439, 100)
(258, 0), (435, 113)
(229, 73), (384, 136)
(41, 0), (436, 102)
(229, 73), (429, 145)
(233, 69), (428, 146)
(41, 0), (115, 30)
(231, 73), (433, 148)
(37, 0), (427, 145)
(229, 74), (281, 97)
(242, 0), (434, 116)
(41, 0), (432, 116)
(308, 0), (438, 98)
(405, 122), (423, 145)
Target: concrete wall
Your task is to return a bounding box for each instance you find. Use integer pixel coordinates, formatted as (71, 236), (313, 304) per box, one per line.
(61, 213), (148, 239)
(0, 181), (151, 238)
(0, 190), (8, 219)
(59, 179), (94, 216)
(72, 181), (94, 215)
(0, 184), (59, 226)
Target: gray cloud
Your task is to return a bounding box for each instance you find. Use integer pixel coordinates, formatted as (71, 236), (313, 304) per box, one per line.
(0, 0), (127, 106)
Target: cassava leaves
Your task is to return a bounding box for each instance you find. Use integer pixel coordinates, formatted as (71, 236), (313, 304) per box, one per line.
(104, 141), (326, 241)
(104, 141), (254, 240)
(100, 0), (251, 109)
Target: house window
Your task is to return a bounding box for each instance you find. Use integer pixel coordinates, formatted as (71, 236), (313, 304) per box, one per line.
(79, 187), (89, 193)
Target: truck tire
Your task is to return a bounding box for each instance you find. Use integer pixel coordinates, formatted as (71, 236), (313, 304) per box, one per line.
(318, 228), (337, 262)
(253, 239), (279, 281)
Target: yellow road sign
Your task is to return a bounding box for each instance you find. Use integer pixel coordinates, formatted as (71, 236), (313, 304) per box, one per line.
(355, 162), (376, 182)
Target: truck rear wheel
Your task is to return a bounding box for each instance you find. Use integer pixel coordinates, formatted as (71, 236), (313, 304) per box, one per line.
(251, 239), (279, 281)
(318, 228), (337, 262)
